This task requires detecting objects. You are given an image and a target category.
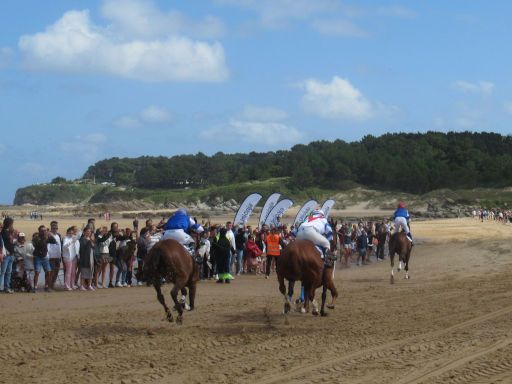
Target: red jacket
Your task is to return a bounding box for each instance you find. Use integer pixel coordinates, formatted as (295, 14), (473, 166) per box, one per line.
(245, 240), (262, 258)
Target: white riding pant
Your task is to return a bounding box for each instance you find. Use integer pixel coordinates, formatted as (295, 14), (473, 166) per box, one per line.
(394, 217), (410, 234)
(296, 226), (330, 249)
(162, 229), (194, 246)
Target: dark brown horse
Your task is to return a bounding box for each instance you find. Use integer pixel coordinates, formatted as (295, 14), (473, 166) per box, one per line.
(388, 232), (412, 284)
(144, 239), (200, 324)
(277, 220), (338, 317)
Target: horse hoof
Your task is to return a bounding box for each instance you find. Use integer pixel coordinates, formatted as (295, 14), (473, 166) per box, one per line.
(176, 315), (183, 325)
(390, 275), (394, 285)
(166, 313), (174, 323)
(320, 311), (328, 317)
(300, 307), (306, 314)
(312, 310), (319, 316)
(326, 304), (335, 310)
(284, 303), (291, 314)
(405, 274), (410, 280)
(397, 267), (401, 272)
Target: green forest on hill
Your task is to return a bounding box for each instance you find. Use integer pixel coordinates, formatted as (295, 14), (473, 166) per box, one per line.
(84, 131), (512, 194)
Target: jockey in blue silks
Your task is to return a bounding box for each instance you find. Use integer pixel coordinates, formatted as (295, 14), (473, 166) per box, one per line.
(393, 202), (412, 242)
(162, 208), (204, 248)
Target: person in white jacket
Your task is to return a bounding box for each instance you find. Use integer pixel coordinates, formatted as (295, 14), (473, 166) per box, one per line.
(62, 227), (80, 290)
(296, 209), (333, 258)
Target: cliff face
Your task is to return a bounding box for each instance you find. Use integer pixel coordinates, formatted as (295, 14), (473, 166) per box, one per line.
(13, 184), (102, 205)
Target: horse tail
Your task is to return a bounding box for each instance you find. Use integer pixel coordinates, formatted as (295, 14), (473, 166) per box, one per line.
(388, 232), (396, 257)
(144, 244), (163, 284)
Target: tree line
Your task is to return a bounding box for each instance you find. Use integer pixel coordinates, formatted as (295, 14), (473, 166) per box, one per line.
(83, 131), (512, 194)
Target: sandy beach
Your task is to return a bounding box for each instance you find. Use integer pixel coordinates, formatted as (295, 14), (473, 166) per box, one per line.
(1, 217), (511, 384)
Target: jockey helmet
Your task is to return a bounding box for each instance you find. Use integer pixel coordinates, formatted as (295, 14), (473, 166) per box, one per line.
(312, 209), (325, 216)
(176, 208), (187, 215)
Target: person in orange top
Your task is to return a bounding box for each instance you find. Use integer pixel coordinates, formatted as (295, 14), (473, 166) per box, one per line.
(264, 227), (285, 279)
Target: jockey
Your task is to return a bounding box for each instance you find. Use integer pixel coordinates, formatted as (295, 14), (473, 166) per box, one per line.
(393, 202), (413, 242)
(296, 209), (333, 259)
(162, 209), (204, 249)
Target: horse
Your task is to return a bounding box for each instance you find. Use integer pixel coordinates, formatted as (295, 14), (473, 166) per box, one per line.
(277, 220), (339, 317)
(143, 238), (201, 325)
(388, 232), (412, 284)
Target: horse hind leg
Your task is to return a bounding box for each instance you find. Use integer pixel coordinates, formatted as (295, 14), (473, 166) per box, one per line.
(171, 281), (186, 325)
(326, 277), (338, 310)
(187, 282), (197, 311)
(154, 280), (173, 322)
(320, 285), (328, 317)
(308, 286), (319, 316)
(180, 287), (191, 311)
(390, 251), (395, 285)
(404, 252), (411, 280)
(278, 275), (290, 314)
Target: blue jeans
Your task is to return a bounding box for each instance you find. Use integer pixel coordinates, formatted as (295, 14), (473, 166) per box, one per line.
(0, 255), (14, 291)
(116, 259), (127, 285)
(235, 249), (244, 274)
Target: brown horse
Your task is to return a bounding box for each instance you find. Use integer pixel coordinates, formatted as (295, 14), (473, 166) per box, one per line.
(388, 232), (412, 284)
(144, 239), (200, 324)
(277, 220), (338, 317)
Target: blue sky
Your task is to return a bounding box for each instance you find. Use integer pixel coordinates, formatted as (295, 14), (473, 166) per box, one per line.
(1, 0), (511, 204)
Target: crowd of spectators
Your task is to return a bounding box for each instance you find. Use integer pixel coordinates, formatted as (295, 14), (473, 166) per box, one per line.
(0, 214), (398, 294)
(472, 209), (511, 223)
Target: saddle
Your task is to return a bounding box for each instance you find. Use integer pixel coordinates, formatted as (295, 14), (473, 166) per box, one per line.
(314, 245), (337, 268)
(184, 243), (203, 264)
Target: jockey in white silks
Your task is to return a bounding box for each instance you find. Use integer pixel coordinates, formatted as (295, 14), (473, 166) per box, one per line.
(393, 202), (413, 242)
(162, 209), (204, 250)
(296, 209), (333, 258)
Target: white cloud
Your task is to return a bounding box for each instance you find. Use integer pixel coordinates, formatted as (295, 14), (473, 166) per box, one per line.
(201, 105), (302, 146)
(18, 162), (46, 176)
(300, 76), (396, 120)
(377, 5), (417, 18)
(83, 133), (107, 144)
(18, 10), (228, 82)
(239, 105), (288, 121)
(0, 47), (13, 68)
(114, 105), (172, 128)
(311, 19), (366, 37)
(140, 106), (173, 123)
(454, 117), (477, 128)
(101, 0), (225, 38)
(59, 132), (107, 162)
(201, 119), (303, 146)
(454, 80), (494, 95)
(216, 0), (337, 28)
(504, 101), (512, 114)
(114, 116), (141, 129)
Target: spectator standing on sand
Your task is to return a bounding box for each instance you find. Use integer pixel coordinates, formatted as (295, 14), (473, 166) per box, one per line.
(265, 227), (282, 279)
(199, 230), (211, 280)
(79, 227), (95, 291)
(213, 228), (234, 283)
(47, 221), (62, 290)
(1, 217), (17, 293)
(225, 222), (236, 274)
(15, 233), (34, 290)
(356, 229), (368, 267)
(136, 228), (150, 285)
(62, 227), (79, 290)
(234, 227), (246, 276)
(94, 226), (110, 289)
(32, 225), (57, 293)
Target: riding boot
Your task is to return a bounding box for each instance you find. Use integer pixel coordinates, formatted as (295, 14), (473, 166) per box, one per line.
(406, 233), (414, 245)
